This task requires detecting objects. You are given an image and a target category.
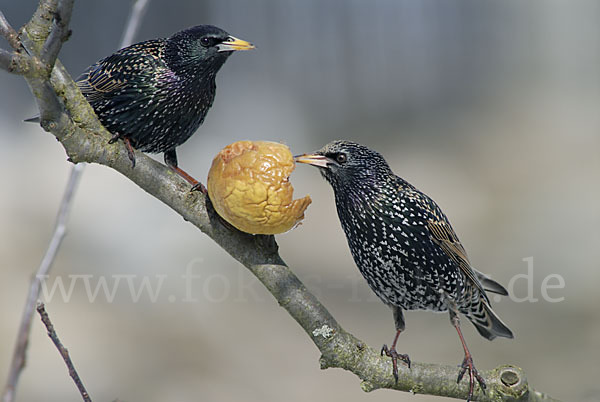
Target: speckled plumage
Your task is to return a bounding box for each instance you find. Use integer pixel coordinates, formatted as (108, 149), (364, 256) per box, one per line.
(75, 25), (253, 169)
(297, 141), (513, 400)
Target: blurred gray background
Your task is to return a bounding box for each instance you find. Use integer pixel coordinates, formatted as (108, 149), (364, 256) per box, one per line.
(1, 1), (599, 401)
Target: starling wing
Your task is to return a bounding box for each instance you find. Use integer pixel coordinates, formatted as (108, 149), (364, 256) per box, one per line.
(426, 218), (513, 339)
(426, 219), (487, 296)
(76, 39), (167, 104)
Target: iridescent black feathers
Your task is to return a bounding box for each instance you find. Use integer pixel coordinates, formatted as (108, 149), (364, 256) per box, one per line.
(75, 25), (254, 168)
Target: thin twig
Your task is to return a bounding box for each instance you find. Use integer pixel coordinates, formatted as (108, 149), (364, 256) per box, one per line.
(0, 49), (40, 75)
(120, 0), (150, 48)
(36, 303), (92, 402)
(1, 163), (82, 402)
(0, 48), (14, 71)
(40, 0), (74, 68)
(0, 12), (28, 74)
(0, 1), (150, 401)
(0, 11), (21, 50)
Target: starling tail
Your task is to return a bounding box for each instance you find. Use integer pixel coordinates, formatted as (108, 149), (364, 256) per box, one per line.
(471, 299), (513, 340)
(296, 140), (513, 401)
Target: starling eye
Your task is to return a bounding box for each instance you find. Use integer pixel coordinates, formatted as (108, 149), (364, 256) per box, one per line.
(336, 153), (347, 164)
(200, 37), (212, 47)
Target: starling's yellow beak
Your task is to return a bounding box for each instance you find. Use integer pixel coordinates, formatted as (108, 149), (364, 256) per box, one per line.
(294, 153), (332, 168)
(217, 36), (255, 52)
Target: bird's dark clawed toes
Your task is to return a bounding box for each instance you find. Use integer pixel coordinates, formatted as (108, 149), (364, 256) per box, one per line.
(381, 344), (411, 384)
(107, 134), (136, 168)
(457, 355), (486, 401)
(123, 138), (136, 168)
(126, 150), (136, 168)
(402, 354), (411, 369)
(108, 133), (120, 145)
(190, 182), (207, 194)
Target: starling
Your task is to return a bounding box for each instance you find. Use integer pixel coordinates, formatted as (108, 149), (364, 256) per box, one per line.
(73, 25), (253, 187)
(296, 141), (513, 401)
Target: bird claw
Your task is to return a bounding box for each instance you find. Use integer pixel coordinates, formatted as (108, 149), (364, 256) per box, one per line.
(168, 165), (203, 192)
(107, 133), (120, 144)
(108, 134), (136, 168)
(381, 343), (411, 383)
(123, 138), (136, 168)
(457, 355), (486, 402)
(190, 182), (207, 194)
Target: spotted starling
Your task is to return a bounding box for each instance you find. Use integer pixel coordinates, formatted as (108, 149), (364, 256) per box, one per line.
(296, 141), (513, 401)
(73, 25), (253, 186)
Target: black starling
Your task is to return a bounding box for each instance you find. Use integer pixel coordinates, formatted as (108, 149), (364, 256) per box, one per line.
(296, 141), (513, 401)
(75, 25), (253, 186)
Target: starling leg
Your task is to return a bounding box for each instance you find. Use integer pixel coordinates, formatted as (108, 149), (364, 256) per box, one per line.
(164, 149), (206, 193)
(173, 166), (206, 193)
(381, 307), (411, 383)
(448, 307), (486, 402)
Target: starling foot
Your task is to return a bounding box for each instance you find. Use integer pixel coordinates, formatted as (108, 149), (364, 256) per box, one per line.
(164, 149), (204, 192)
(123, 138), (136, 168)
(190, 182), (208, 194)
(108, 133), (136, 168)
(451, 309), (486, 401)
(380, 344), (411, 383)
(457, 354), (486, 402)
(107, 132), (121, 145)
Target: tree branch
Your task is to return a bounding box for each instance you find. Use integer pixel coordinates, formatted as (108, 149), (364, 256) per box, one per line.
(0, 11), (21, 50)
(40, 0), (74, 68)
(36, 303), (92, 402)
(0, 48), (39, 75)
(0, 1), (561, 401)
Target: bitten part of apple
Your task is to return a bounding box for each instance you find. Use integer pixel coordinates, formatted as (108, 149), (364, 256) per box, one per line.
(207, 141), (312, 235)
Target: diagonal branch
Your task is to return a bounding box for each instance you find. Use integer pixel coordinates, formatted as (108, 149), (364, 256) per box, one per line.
(0, 48), (18, 72)
(36, 303), (92, 402)
(0, 49), (41, 75)
(1, 1), (561, 401)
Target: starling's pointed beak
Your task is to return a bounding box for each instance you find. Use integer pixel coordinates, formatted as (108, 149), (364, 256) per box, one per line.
(217, 36), (255, 52)
(294, 153), (333, 169)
